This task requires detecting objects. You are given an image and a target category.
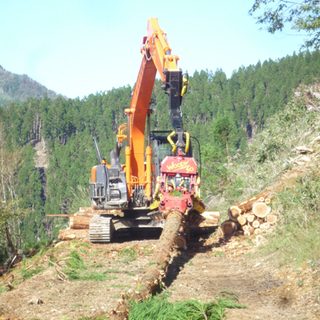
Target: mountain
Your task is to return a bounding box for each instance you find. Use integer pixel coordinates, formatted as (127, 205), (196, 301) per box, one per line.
(0, 65), (63, 106)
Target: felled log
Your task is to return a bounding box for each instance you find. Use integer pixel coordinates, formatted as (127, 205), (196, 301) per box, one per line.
(199, 211), (220, 226)
(228, 206), (242, 221)
(59, 229), (89, 241)
(293, 146), (313, 154)
(237, 215), (247, 226)
(109, 209), (184, 320)
(266, 214), (277, 224)
(260, 222), (270, 230)
(220, 220), (238, 236)
(246, 214), (255, 223)
(252, 219), (262, 229)
(78, 207), (124, 217)
(244, 227), (254, 236)
(254, 228), (262, 235)
(70, 215), (92, 229)
(252, 202), (271, 218)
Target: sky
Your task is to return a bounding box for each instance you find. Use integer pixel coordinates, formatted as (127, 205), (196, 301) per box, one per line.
(0, 0), (307, 99)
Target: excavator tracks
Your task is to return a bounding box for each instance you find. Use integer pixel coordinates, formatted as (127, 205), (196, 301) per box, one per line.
(89, 215), (114, 243)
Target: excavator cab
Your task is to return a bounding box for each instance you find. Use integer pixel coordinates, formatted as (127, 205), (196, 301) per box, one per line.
(90, 139), (128, 210)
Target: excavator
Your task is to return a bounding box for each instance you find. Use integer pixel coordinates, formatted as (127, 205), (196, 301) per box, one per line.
(88, 18), (206, 243)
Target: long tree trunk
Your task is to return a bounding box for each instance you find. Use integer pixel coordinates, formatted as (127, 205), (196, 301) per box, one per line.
(109, 209), (184, 320)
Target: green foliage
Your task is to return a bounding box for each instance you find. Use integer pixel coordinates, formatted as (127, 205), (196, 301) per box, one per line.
(63, 250), (112, 281)
(171, 190), (183, 197)
(249, 0), (320, 50)
(128, 291), (246, 320)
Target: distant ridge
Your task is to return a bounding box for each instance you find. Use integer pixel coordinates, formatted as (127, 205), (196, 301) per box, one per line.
(0, 65), (65, 106)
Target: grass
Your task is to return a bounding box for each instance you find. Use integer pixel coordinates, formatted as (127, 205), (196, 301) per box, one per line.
(89, 262), (104, 268)
(140, 246), (154, 256)
(212, 252), (225, 257)
(128, 291), (246, 320)
(21, 265), (45, 279)
(88, 250), (105, 256)
(74, 242), (91, 248)
(63, 251), (112, 281)
(110, 284), (130, 288)
(0, 284), (7, 294)
(258, 171), (320, 266)
(119, 247), (138, 264)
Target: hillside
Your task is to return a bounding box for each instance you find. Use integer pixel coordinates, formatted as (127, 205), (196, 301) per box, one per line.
(0, 65), (63, 106)
(1, 65), (320, 318)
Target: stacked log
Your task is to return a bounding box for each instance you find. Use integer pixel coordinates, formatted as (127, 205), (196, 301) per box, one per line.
(220, 191), (277, 237)
(47, 209), (94, 241)
(46, 207), (125, 241)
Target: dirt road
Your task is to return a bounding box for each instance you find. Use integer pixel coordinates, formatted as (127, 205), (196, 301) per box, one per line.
(0, 234), (319, 319)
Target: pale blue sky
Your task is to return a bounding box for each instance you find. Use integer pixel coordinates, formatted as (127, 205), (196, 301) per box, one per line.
(0, 0), (306, 99)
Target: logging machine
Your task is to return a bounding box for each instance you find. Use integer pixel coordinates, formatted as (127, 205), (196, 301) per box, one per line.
(89, 18), (205, 243)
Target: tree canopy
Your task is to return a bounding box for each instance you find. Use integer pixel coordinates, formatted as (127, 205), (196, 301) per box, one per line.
(249, 0), (320, 49)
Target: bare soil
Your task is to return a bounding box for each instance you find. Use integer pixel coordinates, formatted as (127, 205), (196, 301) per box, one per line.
(1, 233), (320, 320)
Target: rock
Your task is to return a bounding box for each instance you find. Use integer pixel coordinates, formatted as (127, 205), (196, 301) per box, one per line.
(28, 297), (44, 305)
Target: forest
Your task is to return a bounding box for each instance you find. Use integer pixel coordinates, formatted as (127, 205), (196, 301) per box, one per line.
(1, 50), (320, 263)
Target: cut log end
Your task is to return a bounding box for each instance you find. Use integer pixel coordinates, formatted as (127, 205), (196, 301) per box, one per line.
(228, 206), (242, 221)
(220, 220), (238, 236)
(237, 215), (247, 226)
(266, 214), (277, 224)
(252, 202), (271, 218)
(254, 228), (262, 235)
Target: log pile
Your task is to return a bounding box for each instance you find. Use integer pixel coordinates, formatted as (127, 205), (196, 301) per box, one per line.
(220, 190), (277, 237)
(46, 207), (94, 241)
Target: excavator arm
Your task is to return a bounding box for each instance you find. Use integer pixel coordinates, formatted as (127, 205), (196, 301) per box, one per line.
(124, 18), (187, 202)
(90, 18), (193, 212)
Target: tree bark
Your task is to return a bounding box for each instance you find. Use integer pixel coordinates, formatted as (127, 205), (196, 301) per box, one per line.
(5, 227), (17, 256)
(109, 209), (184, 320)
